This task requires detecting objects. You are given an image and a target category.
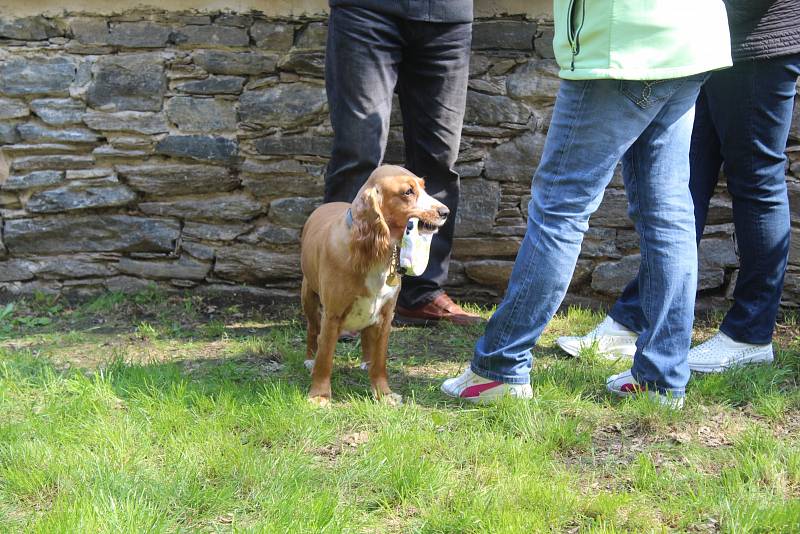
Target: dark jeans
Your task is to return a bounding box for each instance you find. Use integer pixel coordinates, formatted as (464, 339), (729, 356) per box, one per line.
(610, 53), (800, 345)
(323, 6), (471, 309)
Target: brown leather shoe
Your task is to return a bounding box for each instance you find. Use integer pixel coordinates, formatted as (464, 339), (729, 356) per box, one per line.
(395, 293), (483, 326)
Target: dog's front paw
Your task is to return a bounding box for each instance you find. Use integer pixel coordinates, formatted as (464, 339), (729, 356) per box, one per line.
(304, 359), (315, 372)
(308, 395), (331, 408)
(378, 392), (403, 406)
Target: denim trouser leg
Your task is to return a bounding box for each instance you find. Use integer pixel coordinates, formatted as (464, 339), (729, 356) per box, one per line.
(610, 54), (800, 344)
(610, 88), (722, 334)
(324, 6), (471, 309)
(471, 76), (704, 395)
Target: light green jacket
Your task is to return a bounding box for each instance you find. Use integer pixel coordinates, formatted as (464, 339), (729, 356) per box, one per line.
(553, 0), (733, 80)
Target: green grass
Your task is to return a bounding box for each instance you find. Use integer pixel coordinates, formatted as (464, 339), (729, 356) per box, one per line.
(0, 292), (798, 532)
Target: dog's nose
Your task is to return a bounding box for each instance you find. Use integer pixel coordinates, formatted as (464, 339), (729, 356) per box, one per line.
(438, 206), (450, 219)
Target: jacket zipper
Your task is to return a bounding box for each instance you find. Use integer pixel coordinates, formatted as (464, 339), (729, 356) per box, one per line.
(567, 0), (586, 71)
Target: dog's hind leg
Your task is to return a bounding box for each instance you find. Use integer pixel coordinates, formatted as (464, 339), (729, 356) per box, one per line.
(308, 311), (341, 406)
(301, 279), (321, 371)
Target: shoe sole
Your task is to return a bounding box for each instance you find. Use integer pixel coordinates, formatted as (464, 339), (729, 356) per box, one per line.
(440, 383), (533, 404)
(393, 314), (437, 327)
(557, 337), (637, 358)
(689, 351), (774, 373)
(606, 383), (684, 409)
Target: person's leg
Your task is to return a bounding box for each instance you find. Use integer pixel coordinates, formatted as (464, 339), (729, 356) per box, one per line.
(708, 54), (800, 345)
(608, 86), (723, 334)
(324, 7), (403, 203)
(620, 75), (708, 397)
(465, 77), (698, 386)
(394, 21), (471, 309)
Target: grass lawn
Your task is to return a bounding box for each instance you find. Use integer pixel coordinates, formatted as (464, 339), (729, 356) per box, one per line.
(0, 289), (798, 533)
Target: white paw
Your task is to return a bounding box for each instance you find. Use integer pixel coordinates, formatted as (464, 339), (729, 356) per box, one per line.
(359, 361), (369, 372)
(379, 392), (403, 406)
(304, 359), (315, 372)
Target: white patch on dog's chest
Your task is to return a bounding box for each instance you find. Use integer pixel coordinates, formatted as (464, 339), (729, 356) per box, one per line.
(342, 267), (399, 332)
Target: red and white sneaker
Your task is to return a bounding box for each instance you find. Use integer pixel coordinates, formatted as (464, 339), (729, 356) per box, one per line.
(606, 369), (684, 410)
(441, 368), (533, 403)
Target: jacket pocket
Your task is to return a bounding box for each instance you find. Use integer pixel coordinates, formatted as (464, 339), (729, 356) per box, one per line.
(566, 0), (585, 71)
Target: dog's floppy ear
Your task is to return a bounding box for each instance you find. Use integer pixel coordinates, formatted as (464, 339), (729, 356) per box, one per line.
(350, 185), (391, 273)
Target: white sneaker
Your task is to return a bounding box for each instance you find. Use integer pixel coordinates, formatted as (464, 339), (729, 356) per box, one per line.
(441, 368), (533, 403)
(557, 316), (638, 359)
(606, 369), (685, 410)
(688, 331), (774, 373)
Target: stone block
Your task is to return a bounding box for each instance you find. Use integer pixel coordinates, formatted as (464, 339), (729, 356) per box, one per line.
(472, 20), (537, 50)
(18, 123), (99, 144)
(455, 178), (502, 236)
(183, 221), (252, 241)
(5, 215), (179, 254)
(0, 56), (76, 96)
(87, 54), (166, 112)
(118, 164), (238, 196)
(239, 82), (327, 127)
(83, 111), (169, 134)
(452, 237), (521, 258)
(35, 255), (117, 279)
(295, 22), (327, 49)
(589, 189), (632, 228)
(465, 260), (514, 287)
(534, 25), (555, 59)
(0, 123), (19, 144)
(0, 98), (29, 120)
(11, 155), (94, 171)
(790, 228), (800, 266)
(506, 59), (560, 105)
(3, 170), (64, 191)
(30, 98), (85, 125)
(591, 254), (640, 295)
(155, 135), (238, 164)
(139, 193), (263, 221)
(465, 91), (532, 125)
(214, 244), (301, 283)
(0, 259), (37, 282)
(71, 18), (171, 47)
(705, 193), (733, 225)
(251, 21), (294, 50)
(253, 135), (332, 156)
(172, 24), (250, 48)
(0, 16), (61, 40)
(241, 159), (323, 197)
(118, 255), (211, 281)
(570, 259), (594, 290)
(214, 14), (252, 27)
(193, 50), (277, 75)
(165, 97), (238, 132)
(484, 132), (546, 182)
(238, 221), (301, 245)
(174, 76), (246, 95)
(268, 197), (322, 228)
(26, 183), (137, 213)
(278, 51), (325, 77)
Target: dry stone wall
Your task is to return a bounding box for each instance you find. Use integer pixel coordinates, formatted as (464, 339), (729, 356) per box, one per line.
(0, 11), (798, 310)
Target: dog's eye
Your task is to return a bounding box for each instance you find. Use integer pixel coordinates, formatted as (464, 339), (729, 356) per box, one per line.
(404, 188), (414, 196)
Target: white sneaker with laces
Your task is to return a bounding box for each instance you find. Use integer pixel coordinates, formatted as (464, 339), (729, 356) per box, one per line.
(441, 368), (533, 403)
(557, 316), (638, 359)
(606, 369), (684, 410)
(688, 331), (774, 373)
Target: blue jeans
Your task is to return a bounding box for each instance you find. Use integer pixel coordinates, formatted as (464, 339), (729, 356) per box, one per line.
(324, 6), (471, 309)
(611, 54), (800, 345)
(471, 74), (708, 397)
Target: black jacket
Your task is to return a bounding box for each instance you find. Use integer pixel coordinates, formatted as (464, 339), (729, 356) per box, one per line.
(725, 0), (800, 61)
(328, 0), (473, 23)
